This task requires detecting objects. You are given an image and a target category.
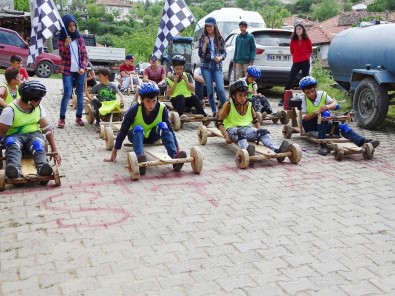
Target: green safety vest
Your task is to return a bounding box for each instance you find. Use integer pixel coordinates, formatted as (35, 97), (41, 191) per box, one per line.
(223, 99), (253, 130)
(6, 101), (41, 136)
(130, 102), (165, 138)
(166, 72), (192, 98)
(0, 83), (20, 110)
(306, 92), (327, 115)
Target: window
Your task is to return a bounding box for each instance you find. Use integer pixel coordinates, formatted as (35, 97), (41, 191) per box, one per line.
(253, 32), (291, 46)
(0, 31), (25, 47)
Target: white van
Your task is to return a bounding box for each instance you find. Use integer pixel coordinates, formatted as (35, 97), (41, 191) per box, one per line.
(191, 8), (266, 69)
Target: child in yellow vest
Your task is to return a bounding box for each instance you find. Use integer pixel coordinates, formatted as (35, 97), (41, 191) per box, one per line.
(0, 81), (61, 179)
(166, 55), (207, 118)
(217, 80), (290, 157)
(105, 82), (187, 175)
(0, 68), (21, 115)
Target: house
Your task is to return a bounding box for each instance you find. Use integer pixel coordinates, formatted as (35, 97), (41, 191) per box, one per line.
(283, 11), (395, 61)
(96, 0), (133, 21)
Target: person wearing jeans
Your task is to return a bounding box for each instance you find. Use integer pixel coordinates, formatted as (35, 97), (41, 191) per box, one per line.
(105, 82), (187, 174)
(198, 17), (227, 116)
(299, 76), (380, 156)
(57, 13), (89, 128)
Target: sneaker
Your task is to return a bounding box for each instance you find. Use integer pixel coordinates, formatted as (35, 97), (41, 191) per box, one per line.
(5, 164), (20, 179)
(137, 154), (147, 176)
(278, 140), (290, 153)
(246, 144), (255, 156)
(75, 118), (85, 126)
(180, 114), (188, 121)
(95, 123), (100, 132)
(173, 150), (187, 171)
(318, 144), (329, 156)
(38, 163), (53, 176)
(365, 139), (380, 148)
(278, 99), (284, 107)
(57, 119), (65, 128)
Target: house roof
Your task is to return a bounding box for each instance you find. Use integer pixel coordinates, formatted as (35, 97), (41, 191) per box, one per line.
(96, 0), (132, 7)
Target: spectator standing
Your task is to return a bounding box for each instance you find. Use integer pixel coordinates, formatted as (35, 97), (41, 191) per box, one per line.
(281, 23), (312, 106)
(57, 13), (89, 128)
(233, 21), (256, 80)
(10, 55), (29, 83)
(198, 17), (227, 116)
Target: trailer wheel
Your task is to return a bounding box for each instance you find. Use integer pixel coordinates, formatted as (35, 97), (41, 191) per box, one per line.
(353, 78), (389, 129)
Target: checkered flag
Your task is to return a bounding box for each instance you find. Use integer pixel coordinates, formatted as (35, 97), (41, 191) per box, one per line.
(28, 0), (63, 64)
(152, 0), (195, 59)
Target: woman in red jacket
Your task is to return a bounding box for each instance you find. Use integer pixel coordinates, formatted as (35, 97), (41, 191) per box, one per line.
(281, 23), (312, 106)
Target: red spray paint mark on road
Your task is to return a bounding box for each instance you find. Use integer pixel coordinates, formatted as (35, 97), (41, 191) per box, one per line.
(41, 191), (132, 229)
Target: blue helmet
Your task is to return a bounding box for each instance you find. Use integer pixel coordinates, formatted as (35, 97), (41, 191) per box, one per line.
(299, 76), (317, 90)
(138, 82), (160, 97)
(247, 65), (261, 78)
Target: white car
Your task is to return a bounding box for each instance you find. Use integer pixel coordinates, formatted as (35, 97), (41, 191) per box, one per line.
(223, 28), (304, 88)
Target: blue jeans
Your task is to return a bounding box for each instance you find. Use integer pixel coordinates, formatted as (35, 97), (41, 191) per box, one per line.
(127, 123), (177, 158)
(303, 118), (365, 146)
(201, 68), (227, 113)
(60, 72), (86, 119)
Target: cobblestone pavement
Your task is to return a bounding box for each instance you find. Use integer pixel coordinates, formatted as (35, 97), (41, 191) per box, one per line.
(1, 76), (394, 296)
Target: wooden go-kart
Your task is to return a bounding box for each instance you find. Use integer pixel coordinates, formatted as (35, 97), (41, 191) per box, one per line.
(117, 74), (141, 95)
(170, 112), (219, 131)
(197, 126), (302, 169)
(282, 104), (376, 161)
(0, 146), (62, 191)
(124, 143), (203, 180)
(256, 110), (290, 125)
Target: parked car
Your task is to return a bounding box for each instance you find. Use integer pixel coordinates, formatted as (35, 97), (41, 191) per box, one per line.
(222, 28), (304, 88)
(161, 36), (193, 74)
(0, 27), (61, 78)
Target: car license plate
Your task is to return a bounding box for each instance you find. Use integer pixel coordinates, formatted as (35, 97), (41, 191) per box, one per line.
(268, 55), (291, 61)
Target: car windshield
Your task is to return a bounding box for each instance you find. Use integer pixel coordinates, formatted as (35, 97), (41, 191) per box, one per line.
(172, 43), (192, 55)
(253, 32), (291, 46)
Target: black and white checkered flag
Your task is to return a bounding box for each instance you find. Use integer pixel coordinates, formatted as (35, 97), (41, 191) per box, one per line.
(28, 0), (63, 64)
(152, 0), (195, 59)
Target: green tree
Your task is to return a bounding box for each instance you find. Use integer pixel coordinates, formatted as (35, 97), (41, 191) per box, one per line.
(260, 5), (290, 28)
(311, 0), (339, 21)
(368, 0), (395, 12)
(14, 0), (29, 12)
(86, 4), (106, 19)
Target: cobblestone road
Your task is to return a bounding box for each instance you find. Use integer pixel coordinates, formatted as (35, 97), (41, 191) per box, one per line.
(1, 76), (394, 296)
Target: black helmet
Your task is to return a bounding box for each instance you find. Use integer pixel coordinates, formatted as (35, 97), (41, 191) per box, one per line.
(229, 79), (248, 96)
(18, 81), (47, 103)
(171, 54), (186, 66)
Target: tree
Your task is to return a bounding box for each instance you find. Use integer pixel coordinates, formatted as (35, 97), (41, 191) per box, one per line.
(368, 0), (395, 12)
(14, 0), (29, 12)
(260, 5), (290, 28)
(311, 0), (339, 21)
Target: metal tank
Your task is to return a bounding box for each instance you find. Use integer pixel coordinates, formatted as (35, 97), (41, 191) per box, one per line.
(328, 23), (395, 129)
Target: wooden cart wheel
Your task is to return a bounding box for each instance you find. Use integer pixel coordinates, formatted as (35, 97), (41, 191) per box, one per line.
(100, 125), (106, 139)
(0, 170), (5, 191)
(334, 144), (344, 161)
(282, 125), (293, 139)
(190, 146), (203, 173)
(105, 127), (114, 150)
(261, 111), (267, 119)
(85, 104), (95, 124)
(256, 112), (263, 124)
(170, 112), (181, 131)
(52, 165), (61, 186)
(197, 125), (208, 145)
(288, 143), (302, 164)
(127, 152), (140, 180)
(362, 142), (374, 160)
(280, 110), (289, 124)
(272, 117), (279, 124)
(235, 149), (249, 169)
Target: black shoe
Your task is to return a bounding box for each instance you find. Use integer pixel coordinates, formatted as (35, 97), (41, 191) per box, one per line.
(6, 164), (20, 179)
(38, 163), (53, 176)
(246, 144), (255, 156)
(278, 140), (290, 153)
(318, 144), (329, 156)
(278, 99), (284, 107)
(365, 139), (380, 148)
(137, 154), (147, 176)
(173, 150), (187, 171)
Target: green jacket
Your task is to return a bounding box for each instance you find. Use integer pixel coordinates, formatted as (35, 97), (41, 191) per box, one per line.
(233, 32), (256, 64)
